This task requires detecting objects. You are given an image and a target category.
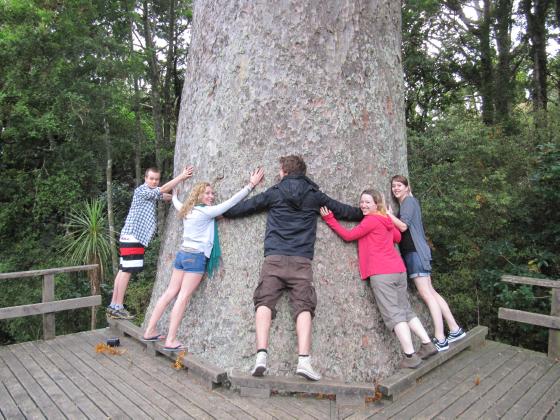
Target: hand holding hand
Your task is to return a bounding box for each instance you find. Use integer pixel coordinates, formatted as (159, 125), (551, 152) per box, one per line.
(249, 167), (265, 188)
(320, 206), (332, 217)
(162, 193), (173, 202)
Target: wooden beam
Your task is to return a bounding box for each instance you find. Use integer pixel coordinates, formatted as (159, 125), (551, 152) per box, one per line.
(549, 289), (560, 360)
(501, 275), (560, 289)
(0, 296), (101, 320)
(498, 308), (560, 330)
(42, 274), (55, 340)
(378, 325), (488, 400)
(0, 265), (99, 280)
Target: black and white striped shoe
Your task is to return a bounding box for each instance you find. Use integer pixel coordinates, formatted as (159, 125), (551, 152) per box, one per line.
(447, 328), (466, 343)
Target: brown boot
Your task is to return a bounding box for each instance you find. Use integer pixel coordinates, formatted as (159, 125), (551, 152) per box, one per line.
(399, 353), (422, 369)
(417, 341), (438, 359)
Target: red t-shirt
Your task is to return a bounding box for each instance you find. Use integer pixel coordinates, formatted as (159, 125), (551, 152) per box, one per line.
(322, 212), (405, 279)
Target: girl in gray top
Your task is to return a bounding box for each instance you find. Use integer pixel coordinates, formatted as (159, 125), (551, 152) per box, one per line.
(388, 175), (466, 351)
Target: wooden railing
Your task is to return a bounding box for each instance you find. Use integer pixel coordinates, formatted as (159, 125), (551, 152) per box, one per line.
(498, 274), (560, 360)
(0, 265), (101, 340)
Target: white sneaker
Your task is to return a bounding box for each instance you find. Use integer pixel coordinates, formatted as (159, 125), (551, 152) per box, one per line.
(296, 356), (321, 381)
(251, 351), (267, 377)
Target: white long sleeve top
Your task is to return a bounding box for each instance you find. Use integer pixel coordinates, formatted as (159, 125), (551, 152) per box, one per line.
(172, 185), (252, 258)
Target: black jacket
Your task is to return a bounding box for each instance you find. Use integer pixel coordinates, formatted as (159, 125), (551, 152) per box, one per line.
(224, 175), (363, 259)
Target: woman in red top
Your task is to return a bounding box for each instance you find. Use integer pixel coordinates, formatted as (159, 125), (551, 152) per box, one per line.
(320, 189), (437, 369)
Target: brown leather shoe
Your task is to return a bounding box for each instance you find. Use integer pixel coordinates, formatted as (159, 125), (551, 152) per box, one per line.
(399, 353), (422, 369)
(417, 341), (438, 359)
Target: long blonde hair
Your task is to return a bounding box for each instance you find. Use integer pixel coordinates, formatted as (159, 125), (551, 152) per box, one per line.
(361, 189), (387, 215)
(178, 182), (211, 219)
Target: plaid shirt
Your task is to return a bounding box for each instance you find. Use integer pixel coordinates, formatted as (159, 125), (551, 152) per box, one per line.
(120, 184), (163, 247)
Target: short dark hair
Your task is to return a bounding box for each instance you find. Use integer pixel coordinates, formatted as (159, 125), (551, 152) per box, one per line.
(279, 155), (306, 176)
(391, 175), (409, 186)
(144, 167), (161, 177)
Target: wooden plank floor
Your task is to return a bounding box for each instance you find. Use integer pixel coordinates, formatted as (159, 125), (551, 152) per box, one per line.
(1, 329), (559, 419)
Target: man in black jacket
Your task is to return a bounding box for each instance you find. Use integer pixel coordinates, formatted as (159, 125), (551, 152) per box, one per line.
(224, 155), (362, 380)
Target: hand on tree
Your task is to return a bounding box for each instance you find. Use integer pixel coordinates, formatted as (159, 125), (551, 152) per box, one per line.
(182, 165), (194, 180)
(249, 167), (265, 188)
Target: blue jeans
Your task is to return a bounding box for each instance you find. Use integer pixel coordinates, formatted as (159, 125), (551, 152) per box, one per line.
(173, 250), (207, 273)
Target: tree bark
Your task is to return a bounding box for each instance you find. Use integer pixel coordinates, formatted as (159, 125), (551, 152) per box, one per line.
(494, 0), (515, 125)
(162, 0), (177, 152)
(146, 0), (418, 382)
(141, 0), (164, 172)
(104, 114), (119, 275)
(522, 0), (551, 112)
(479, 0), (495, 125)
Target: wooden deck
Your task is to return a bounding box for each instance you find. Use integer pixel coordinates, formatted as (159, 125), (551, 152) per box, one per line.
(1, 329), (559, 419)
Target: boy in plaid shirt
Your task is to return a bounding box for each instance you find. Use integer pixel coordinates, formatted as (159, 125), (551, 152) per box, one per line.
(107, 166), (193, 319)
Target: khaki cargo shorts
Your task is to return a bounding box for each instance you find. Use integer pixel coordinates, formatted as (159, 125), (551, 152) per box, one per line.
(254, 255), (317, 320)
(369, 272), (417, 331)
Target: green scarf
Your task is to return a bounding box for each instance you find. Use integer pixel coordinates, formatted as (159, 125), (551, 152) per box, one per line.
(196, 205), (221, 278)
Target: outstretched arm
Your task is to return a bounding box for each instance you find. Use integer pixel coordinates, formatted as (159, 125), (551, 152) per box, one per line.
(319, 193), (363, 221)
(201, 167), (265, 218)
(320, 207), (372, 241)
(223, 188), (272, 218)
(160, 165), (194, 194)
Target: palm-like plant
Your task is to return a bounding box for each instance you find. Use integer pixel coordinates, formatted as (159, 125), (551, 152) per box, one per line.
(63, 199), (112, 329)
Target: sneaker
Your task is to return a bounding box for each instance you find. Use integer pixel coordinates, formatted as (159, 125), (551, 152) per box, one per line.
(447, 328), (466, 343)
(296, 356), (321, 381)
(432, 337), (449, 352)
(251, 351), (268, 377)
(399, 353), (422, 369)
(109, 308), (134, 320)
(417, 341), (438, 359)
(105, 306), (115, 317)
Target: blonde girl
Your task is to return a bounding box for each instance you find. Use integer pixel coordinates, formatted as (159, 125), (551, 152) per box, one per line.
(143, 167), (264, 350)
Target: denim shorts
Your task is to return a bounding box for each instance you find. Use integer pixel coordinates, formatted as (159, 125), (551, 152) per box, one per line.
(403, 252), (431, 279)
(173, 250), (207, 273)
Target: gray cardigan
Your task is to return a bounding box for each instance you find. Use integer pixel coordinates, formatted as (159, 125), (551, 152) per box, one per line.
(399, 196), (432, 271)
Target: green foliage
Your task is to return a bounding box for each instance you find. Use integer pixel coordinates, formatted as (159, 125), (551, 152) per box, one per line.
(408, 109), (559, 352)
(0, 0), (168, 343)
(62, 199), (112, 277)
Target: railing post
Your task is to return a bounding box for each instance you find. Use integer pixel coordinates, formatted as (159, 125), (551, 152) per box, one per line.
(42, 274), (55, 340)
(549, 288), (560, 361)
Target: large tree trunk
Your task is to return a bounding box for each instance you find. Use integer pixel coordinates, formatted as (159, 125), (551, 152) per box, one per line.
(146, 0), (421, 382)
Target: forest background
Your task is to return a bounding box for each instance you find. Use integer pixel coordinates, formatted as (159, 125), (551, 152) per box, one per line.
(0, 0), (559, 352)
